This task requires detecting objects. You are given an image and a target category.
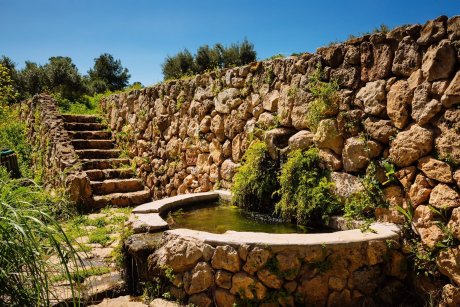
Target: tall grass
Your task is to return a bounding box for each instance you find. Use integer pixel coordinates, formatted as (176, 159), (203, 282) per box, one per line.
(0, 167), (82, 306)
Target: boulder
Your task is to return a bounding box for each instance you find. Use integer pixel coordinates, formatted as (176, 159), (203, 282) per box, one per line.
(209, 139), (223, 165)
(183, 262), (214, 295)
(412, 205), (444, 248)
(264, 128), (296, 159)
(211, 114), (225, 141)
(437, 246), (460, 286)
(257, 269), (283, 289)
(214, 88), (241, 113)
(215, 270), (232, 289)
(387, 80), (413, 129)
(342, 137), (382, 172)
(417, 16), (447, 45)
(188, 293), (212, 307)
(363, 117), (397, 144)
(435, 129), (460, 165)
(313, 119), (344, 155)
(330, 65), (360, 89)
(230, 272), (267, 301)
(220, 159), (239, 181)
(388, 125), (434, 167)
(429, 184), (460, 209)
(243, 247), (271, 275)
(276, 253), (301, 280)
(448, 15), (460, 40)
(319, 149), (343, 171)
(421, 39), (456, 81)
(263, 90), (279, 112)
(330, 172), (364, 198)
(395, 166), (418, 191)
(360, 41), (393, 82)
(317, 44), (344, 68)
(392, 36), (422, 76)
(417, 156), (453, 183)
(288, 130), (314, 151)
(441, 283), (460, 307)
(215, 289), (236, 307)
(408, 174), (433, 206)
(355, 80), (387, 116)
(211, 245), (241, 272)
(441, 71), (460, 108)
(411, 82), (441, 125)
(448, 208), (460, 241)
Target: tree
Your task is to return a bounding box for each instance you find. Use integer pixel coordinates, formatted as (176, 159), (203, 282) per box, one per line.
(88, 53), (130, 93)
(162, 39), (257, 80)
(43, 56), (85, 100)
(0, 64), (19, 104)
(18, 61), (47, 98)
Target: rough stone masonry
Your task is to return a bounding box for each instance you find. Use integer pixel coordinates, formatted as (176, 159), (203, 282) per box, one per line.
(101, 15), (460, 306)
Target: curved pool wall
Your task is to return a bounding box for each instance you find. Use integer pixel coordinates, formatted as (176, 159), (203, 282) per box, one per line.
(126, 192), (406, 306)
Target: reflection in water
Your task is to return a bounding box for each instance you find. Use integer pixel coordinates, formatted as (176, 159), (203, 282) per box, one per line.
(166, 201), (314, 234)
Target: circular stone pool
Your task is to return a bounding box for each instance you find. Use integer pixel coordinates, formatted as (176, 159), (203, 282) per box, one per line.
(165, 201), (323, 234)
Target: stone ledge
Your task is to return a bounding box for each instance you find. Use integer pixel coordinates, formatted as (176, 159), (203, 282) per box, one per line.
(165, 222), (401, 249)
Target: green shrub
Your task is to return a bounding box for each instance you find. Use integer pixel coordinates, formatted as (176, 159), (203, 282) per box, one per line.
(306, 67), (339, 132)
(231, 141), (279, 213)
(276, 148), (340, 226)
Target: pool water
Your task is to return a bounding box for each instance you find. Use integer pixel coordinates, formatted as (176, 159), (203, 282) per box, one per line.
(165, 201), (314, 234)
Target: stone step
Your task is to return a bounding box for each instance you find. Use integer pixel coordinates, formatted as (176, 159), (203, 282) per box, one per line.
(61, 114), (102, 123)
(76, 149), (121, 159)
(91, 178), (145, 195)
(68, 131), (112, 140)
(91, 189), (151, 208)
(81, 158), (130, 170)
(64, 122), (106, 131)
(72, 139), (114, 150)
(85, 168), (135, 181)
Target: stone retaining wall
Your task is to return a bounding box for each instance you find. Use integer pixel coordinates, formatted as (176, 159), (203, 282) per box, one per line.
(22, 94), (91, 203)
(145, 226), (403, 306)
(103, 15), (460, 304)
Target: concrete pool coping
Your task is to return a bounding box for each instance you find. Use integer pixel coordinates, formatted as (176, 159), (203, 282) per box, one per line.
(127, 190), (401, 245)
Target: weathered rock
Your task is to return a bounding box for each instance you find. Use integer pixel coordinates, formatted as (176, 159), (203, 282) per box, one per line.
(313, 119), (343, 155)
(214, 88), (241, 113)
(342, 137), (382, 172)
(448, 207), (460, 241)
(211, 245), (240, 272)
(344, 45), (360, 65)
(448, 16), (460, 40)
(257, 112), (276, 130)
(441, 283), (460, 307)
(188, 293), (213, 307)
(288, 130), (314, 151)
(330, 65), (360, 89)
(317, 44), (344, 68)
(330, 172), (364, 198)
(328, 290), (352, 307)
(291, 91), (313, 129)
(183, 262), (214, 295)
(257, 269), (283, 289)
(148, 236), (203, 273)
(319, 148), (343, 171)
(263, 90), (279, 112)
(417, 16), (447, 45)
(360, 41), (393, 82)
(421, 39), (456, 81)
(349, 266), (381, 295)
(417, 156), (453, 183)
(297, 274), (329, 306)
(215, 289), (236, 307)
(230, 272), (267, 301)
(407, 69), (424, 91)
(211, 114), (225, 141)
(429, 184), (460, 209)
(412, 205), (444, 248)
(392, 36), (422, 76)
(215, 270), (232, 289)
(337, 109), (364, 138)
(395, 166), (418, 190)
(264, 128), (295, 159)
(408, 174), (433, 206)
(432, 80), (449, 95)
(224, 110), (246, 139)
(363, 117), (397, 144)
(411, 82), (441, 125)
(209, 139), (223, 165)
(435, 129), (460, 165)
(276, 253), (301, 280)
(387, 80), (413, 129)
(220, 159), (238, 181)
(437, 246), (460, 286)
(455, 169), (460, 189)
(243, 247), (270, 275)
(389, 125), (434, 167)
(355, 80), (387, 116)
(441, 70), (460, 108)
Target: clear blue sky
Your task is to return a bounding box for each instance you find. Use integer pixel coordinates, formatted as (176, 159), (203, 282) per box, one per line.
(2, 0), (460, 86)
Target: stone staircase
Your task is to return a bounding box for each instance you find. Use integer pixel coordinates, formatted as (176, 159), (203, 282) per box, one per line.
(62, 114), (151, 209)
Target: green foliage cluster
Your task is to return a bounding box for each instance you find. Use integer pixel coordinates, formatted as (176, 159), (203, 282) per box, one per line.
(343, 161), (388, 224)
(276, 148), (341, 226)
(306, 66), (339, 132)
(231, 141), (279, 213)
(0, 64), (19, 104)
(0, 167), (80, 306)
(162, 39), (256, 80)
(0, 53), (135, 104)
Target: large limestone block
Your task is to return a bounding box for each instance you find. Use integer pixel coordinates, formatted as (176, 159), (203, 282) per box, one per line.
(355, 80), (387, 116)
(421, 39), (456, 81)
(388, 125), (434, 167)
(392, 36), (422, 76)
(342, 137), (382, 172)
(387, 80), (413, 129)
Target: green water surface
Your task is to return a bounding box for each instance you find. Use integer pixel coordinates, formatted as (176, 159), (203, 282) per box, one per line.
(166, 202), (311, 234)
